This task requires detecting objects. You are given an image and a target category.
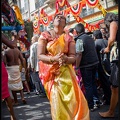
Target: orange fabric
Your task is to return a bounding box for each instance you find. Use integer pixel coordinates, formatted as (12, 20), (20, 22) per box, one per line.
(38, 31), (90, 120)
(13, 5), (24, 24)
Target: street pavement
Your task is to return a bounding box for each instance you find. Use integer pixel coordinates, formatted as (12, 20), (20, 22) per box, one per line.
(2, 92), (119, 120)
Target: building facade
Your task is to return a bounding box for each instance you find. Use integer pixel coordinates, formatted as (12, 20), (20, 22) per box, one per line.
(9, 0), (118, 32)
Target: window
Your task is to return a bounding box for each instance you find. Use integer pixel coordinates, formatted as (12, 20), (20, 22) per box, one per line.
(80, 6), (94, 17)
(35, 0), (45, 9)
(24, 0), (28, 11)
(20, 0), (28, 13)
(21, 7), (25, 13)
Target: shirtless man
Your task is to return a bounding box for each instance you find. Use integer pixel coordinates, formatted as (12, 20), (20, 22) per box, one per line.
(3, 31), (27, 105)
(2, 33), (17, 120)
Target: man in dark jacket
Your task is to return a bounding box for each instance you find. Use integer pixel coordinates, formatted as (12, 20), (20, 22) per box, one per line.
(74, 23), (99, 111)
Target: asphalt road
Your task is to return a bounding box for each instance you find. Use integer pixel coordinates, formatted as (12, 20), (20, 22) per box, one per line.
(2, 92), (119, 120)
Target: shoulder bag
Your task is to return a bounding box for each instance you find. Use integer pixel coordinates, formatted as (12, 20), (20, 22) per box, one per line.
(110, 42), (119, 63)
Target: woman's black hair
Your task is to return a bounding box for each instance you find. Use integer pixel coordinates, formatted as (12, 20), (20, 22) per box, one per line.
(104, 12), (118, 33)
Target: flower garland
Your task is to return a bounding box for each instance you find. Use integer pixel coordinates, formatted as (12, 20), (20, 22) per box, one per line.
(33, 0), (107, 32)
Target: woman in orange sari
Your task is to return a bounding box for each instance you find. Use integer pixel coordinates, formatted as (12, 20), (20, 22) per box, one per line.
(37, 14), (90, 120)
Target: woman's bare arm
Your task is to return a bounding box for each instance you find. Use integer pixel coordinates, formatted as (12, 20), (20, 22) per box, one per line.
(104, 21), (118, 53)
(65, 40), (76, 64)
(37, 36), (53, 64)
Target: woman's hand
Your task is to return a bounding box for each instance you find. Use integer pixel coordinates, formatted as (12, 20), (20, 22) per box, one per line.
(58, 54), (68, 66)
(104, 47), (110, 53)
(51, 53), (68, 66)
(52, 53), (62, 63)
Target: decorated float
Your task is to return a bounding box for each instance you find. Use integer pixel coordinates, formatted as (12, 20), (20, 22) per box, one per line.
(1, 0), (30, 52)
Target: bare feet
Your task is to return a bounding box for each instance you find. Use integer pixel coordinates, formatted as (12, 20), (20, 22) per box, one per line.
(99, 111), (114, 118)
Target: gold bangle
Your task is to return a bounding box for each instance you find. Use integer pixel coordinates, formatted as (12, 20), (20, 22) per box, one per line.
(65, 56), (68, 63)
(49, 57), (54, 63)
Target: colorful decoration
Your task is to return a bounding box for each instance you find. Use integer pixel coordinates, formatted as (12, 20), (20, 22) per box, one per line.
(33, 13), (40, 34)
(70, 1), (85, 17)
(40, 8), (48, 18)
(19, 36), (30, 51)
(2, 0), (30, 51)
(85, 0), (99, 8)
(41, 17), (49, 26)
(12, 5), (24, 25)
(75, 16), (83, 23)
(2, 25), (22, 31)
(19, 40), (27, 52)
(18, 29), (27, 37)
(40, 9), (51, 26)
(55, 0), (70, 14)
(33, 0), (108, 32)
(56, 9), (69, 17)
(97, 2), (107, 16)
(2, 1), (24, 26)
(55, 0), (70, 8)
(2, 0), (24, 31)
(2, 1), (17, 26)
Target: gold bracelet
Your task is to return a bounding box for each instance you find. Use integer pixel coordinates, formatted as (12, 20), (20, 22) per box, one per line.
(49, 57), (54, 63)
(65, 56), (68, 63)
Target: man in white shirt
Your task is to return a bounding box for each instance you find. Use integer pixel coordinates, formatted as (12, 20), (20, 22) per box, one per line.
(30, 35), (46, 96)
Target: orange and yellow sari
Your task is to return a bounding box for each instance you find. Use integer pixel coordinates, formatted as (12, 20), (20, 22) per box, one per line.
(38, 31), (90, 120)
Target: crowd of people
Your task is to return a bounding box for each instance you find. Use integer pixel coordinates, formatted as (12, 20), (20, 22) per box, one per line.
(2, 12), (118, 120)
